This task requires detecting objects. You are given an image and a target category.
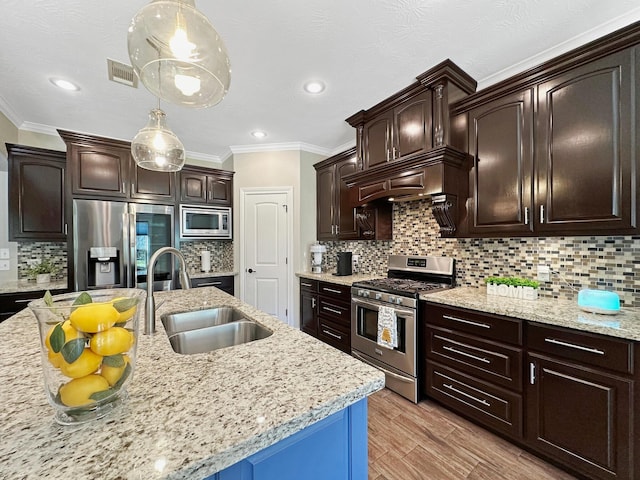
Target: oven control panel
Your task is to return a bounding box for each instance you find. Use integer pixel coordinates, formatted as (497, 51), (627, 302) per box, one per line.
(352, 288), (417, 309)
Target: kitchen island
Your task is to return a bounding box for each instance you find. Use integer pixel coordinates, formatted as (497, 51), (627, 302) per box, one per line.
(0, 287), (384, 479)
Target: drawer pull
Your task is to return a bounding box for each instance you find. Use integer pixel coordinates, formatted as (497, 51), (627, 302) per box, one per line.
(544, 338), (605, 355)
(442, 345), (490, 364)
(530, 362), (536, 385)
(301, 282), (313, 287)
(322, 329), (342, 340)
(197, 282), (223, 287)
(322, 287), (342, 294)
(14, 299), (33, 304)
(443, 383), (490, 407)
(311, 298), (316, 309)
(443, 314), (491, 329)
(322, 306), (342, 315)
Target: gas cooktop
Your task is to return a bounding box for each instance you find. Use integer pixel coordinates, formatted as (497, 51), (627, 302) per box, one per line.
(351, 277), (452, 296)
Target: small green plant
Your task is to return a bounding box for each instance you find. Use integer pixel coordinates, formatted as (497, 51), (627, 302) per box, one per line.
(26, 259), (60, 279)
(484, 276), (539, 289)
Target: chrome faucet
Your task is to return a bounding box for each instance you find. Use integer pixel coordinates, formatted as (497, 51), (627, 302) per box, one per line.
(145, 246), (191, 335)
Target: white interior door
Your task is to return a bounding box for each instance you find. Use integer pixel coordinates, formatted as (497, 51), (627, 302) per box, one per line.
(241, 189), (292, 324)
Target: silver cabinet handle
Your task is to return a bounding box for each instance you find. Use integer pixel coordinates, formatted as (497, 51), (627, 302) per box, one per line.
(322, 287), (342, 294)
(131, 182), (135, 194)
(524, 207), (529, 225)
(544, 338), (605, 355)
(540, 205), (545, 223)
(311, 298), (316, 309)
(352, 351), (413, 383)
(301, 282), (313, 287)
(392, 146), (397, 159)
(322, 329), (342, 340)
(530, 362), (536, 385)
(322, 306), (342, 315)
(443, 383), (490, 407)
(443, 314), (491, 329)
(442, 345), (490, 364)
(197, 281), (223, 287)
(64, 223), (68, 235)
(14, 299), (33, 304)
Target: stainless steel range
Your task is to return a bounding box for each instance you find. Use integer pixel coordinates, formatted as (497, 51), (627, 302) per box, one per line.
(351, 255), (455, 403)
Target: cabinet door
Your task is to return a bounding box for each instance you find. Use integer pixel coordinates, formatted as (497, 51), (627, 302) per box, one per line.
(130, 163), (175, 203)
(316, 165), (335, 240)
(335, 155), (359, 240)
(527, 353), (633, 480)
(179, 171), (208, 204)
(536, 48), (637, 234)
(468, 89), (534, 235)
(394, 90), (432, 159)
(362, 112), (393, 170)
(9, 152), (66, 241)
(207, 176), (232, 206)
(300, 290), (318, 337)
(69, 143), (128, 198)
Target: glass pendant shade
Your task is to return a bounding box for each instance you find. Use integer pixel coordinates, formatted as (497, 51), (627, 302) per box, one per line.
(128, 0), (231, 108)
(131, 108), (185, 172)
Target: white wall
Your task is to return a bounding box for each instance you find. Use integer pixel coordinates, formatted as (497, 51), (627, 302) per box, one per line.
(0, 112), (20, 283)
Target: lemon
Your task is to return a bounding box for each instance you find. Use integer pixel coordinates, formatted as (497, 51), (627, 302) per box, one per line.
(59, 375), (110, 407)
(89, 327), (134, 356)
(59, 348), (103, 378)
(111, 297), (137, 325)
(44, 320), (83, 368)
(69, 302), (119, 333)
(101, 355), (131, 386)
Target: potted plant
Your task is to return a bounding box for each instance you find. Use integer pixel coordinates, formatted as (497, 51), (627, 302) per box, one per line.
(484, 276), (539, 301)
(26, 259), (60, 284)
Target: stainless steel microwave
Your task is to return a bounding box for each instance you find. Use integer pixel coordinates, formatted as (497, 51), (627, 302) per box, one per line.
(180, 205), (232, 239)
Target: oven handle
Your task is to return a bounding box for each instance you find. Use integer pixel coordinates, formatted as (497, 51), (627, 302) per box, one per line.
(351, 351), (414, 384)
(351, 297), (415, 317)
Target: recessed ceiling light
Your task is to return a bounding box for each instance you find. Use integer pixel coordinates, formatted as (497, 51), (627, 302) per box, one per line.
(251, 130), (267, 139)
(303, 81), (325, 94)
(50, 78), (80, 91)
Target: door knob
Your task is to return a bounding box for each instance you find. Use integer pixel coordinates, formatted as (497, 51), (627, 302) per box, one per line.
(247, 268), (256, 273)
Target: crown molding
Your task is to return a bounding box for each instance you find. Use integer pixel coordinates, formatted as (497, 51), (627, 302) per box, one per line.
(185, 150), (224, 164)
(0, 95), (22, 127)
(19, 121), (60, 136)
(229, 141), (332, 156)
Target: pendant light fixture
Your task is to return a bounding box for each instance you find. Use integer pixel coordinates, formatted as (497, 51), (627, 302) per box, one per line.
(131, 104), (185, 171)
(127, 0), (231, 108)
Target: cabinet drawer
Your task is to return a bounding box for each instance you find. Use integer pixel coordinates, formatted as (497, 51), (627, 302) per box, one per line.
(423, 303), (522, 345)
(318, 321), (350, 354)
(318, 298), (350, 326)
(299, 279), (318, 292)
(426, 361), (523, 439)
(318, 282), (351, 302)
(426, 326), (523, 391)
(0, 289), (68, 321)
(527, 323), (633, 375)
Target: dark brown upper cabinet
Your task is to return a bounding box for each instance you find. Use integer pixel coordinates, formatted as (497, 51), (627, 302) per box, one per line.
(467, 89), (534, 235)
(452, 25), (640, 237)
(179, 166), (234, 206)
(58, 130), (176, 204)
(7, 144), (67, 241)
(535, 49), (636, 234)
(315, 148), (392, 241)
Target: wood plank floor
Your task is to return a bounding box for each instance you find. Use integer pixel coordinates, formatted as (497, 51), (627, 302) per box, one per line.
(368, 389), (578, 480)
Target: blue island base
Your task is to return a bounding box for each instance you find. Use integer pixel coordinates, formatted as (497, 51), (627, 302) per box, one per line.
(207, 398), (369, 480)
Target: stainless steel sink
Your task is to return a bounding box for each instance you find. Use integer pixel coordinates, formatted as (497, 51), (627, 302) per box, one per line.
(160, 307), (273, 355)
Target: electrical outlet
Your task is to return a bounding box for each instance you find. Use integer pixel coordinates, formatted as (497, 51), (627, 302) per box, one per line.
(0, 260), (9, 271)
(0, 248), (9, 259)
(537, 265), (550, 282)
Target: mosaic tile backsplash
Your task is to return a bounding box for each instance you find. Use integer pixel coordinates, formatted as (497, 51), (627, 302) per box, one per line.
(321, 198), (640, 307)
(179, 240), (234, 274)
(17, 242), (67, 280)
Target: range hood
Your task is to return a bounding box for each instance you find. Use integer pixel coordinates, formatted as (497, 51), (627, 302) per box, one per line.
(344, 60), (476, 237)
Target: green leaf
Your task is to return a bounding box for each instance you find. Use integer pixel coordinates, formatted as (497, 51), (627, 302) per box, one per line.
(49, 323), (65, 353)
(72, 292), (93, 306)
(89, 388), (115, 402)
(43, 290), (54, 307)
(112, 297), (138, 313)
(112, 363), (132, 390)
(102, 354), (125, 368)
(61, 338), (86, 364)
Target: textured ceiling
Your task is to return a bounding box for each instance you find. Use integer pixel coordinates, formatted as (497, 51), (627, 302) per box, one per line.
(1, 0), (640, 164)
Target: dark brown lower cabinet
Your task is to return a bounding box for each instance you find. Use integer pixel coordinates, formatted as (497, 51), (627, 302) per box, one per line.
(299, 279), (318, 336)
(0, 289), (68, 322)
(186, 275), (234, 295)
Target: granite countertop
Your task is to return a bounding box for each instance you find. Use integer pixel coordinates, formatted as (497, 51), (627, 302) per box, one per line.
(0, 288), (384, 479)
(422, 287), (640, 341)
(296, 271), (382, 286)
(189, 270), (238, 280)
(0, 278), (68, 294)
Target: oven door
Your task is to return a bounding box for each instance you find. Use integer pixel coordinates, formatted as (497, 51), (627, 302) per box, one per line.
(351, 296), (416, 376)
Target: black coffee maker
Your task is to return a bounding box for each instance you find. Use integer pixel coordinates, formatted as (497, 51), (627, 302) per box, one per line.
(335, 252), (353, 276)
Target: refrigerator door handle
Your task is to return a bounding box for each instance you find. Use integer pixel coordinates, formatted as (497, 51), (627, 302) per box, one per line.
(122, 211), (135, 288)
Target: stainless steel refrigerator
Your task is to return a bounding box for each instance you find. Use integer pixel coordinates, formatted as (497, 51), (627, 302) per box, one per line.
(73, 199), (175, 292)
